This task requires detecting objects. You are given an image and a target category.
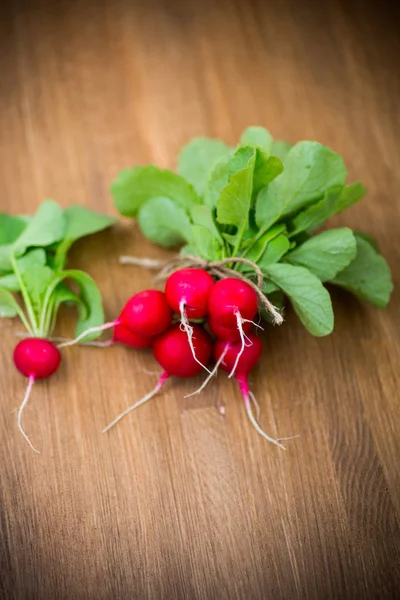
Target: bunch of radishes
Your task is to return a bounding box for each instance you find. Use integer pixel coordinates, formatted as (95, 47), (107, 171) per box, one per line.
(85, 267), (286, 449)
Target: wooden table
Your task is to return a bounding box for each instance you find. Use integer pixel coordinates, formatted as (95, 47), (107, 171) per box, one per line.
(1, 0), (399, 598)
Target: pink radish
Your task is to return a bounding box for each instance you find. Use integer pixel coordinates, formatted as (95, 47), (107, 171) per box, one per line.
(102, 324), (213, 432)
(214, 333), (286, 450)
(13, 338), (62, 453)
(165, 268), (215, 372)
(208, 278), (259, 377)
(118, 290), (172, 337)
(58, 289), (172, 349)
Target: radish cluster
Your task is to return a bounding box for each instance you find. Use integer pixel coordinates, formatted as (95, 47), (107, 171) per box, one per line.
(94, 268), (285, 449)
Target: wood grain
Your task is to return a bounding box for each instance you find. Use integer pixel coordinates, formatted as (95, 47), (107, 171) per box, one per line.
(1, 0), (400, 598)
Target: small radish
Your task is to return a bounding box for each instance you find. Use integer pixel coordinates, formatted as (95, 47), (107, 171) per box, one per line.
(103, 324), (213, 432)
(58, 289), (172, 349)
(214, 333), (286, 450)
(165, 268), (215, 372)
(119, 290), (172, 337)
(13, 338), (62, 453)
(208, 278), (259, 377)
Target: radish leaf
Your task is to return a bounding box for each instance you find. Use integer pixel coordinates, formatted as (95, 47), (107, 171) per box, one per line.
(178, 138), (232, 196)
(286, 228), (357, 281)
(112, 166), (200, 217)
(240, 126), (273, 154)
(265, 263), (334, 336)
(138, 196), (193, 248)
(331, 236), (393, 308)
(13, 200), (65, 255)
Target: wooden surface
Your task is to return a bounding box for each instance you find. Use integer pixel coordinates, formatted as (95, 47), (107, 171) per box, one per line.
(1, 0), (400, 598)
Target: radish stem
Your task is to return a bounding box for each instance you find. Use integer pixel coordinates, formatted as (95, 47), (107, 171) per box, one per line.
(18, 375), (40, 453)
(102, 372), (169, 433)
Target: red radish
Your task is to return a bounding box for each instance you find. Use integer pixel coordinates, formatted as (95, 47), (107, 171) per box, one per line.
(209, 278), (258, 328)
(214, 333), (286, 450)
(208, 278), (259, 377)
(58, 289), (172, 349)
(208, 315), (252, 342)
(102, 324), (213, 432)
(164, 268), (215, 373)
(165, 268), (214, 318)
(13, 338), (62, 453)
(112, 322), (153, 348)
(119, 290), (172, 337)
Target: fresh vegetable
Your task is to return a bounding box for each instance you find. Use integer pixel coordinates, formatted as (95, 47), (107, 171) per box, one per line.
(165, 268), (214, 371)
(119, 290), (172, 337)
(109, 126), (393, 448)
(0, 200), (116, 451)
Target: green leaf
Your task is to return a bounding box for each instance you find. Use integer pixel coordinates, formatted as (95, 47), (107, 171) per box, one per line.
(242, 224), (285, 264)
(191, 226), (221, 261)
(0, 288), (19, 317)
(59, 270), (104, 340)
(190, 205), (223, 242)
(112, 166), (199, 217)
(0, 245), (14, 273)
(17, 249), (55, 319)
(137, 196), (193, 248)
(331, 236), (393, 308)
(53, 205), (116, 270)
(259, 233), (290, 268)
(0, 273), (20, 292)
(216, 149), (256, 232)
(333, 182), (366, 215)
(252, 153), (283, 198)
(256, 141), (347, 231)
(204, 146), (253, 208)
(0, 214), (28, 245)
(178, 138), (232, 196)
(286, 228), (357, 281)
(270, 140), (293, 162)
(13, 200), (65, 255)
(265, 263), (334, 336)
(240, 126), (273, 154)
(289, 186), (343, 236)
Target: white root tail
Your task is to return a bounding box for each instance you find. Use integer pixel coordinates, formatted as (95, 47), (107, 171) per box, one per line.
(244, 397), (286, 451)
(248, 390), (261, 422)
(228, 310), (247, 379)
(119, 256), (167, 269)
(57, 321), (117, 349)
(102, 373), (168, 433)
(185, 344), (229, 398)
(179, 300), (211, 374)
(18, 375), (40, 453)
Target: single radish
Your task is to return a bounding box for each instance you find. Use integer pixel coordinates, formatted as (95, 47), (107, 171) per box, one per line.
(213, 333), (286, 450)
(208, 278), (259, 377)
(58, 289), (171, 349)
(208, 315), (252, 342)
(13, 338), (62, 453)
(118, 290), (172, 337)
(102, 324), (213, 432)
(165, 268), (215, 373)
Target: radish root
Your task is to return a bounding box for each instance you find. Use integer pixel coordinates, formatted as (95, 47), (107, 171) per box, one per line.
(102, 372), (169, 433)
(179, 300), (211, 374)
(57, 321), (117, 348)
(228, 311), (248, 379)
(244, 397), (286, 450)
(18, 375), (40, 453)
(185, 344), (229, 398)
